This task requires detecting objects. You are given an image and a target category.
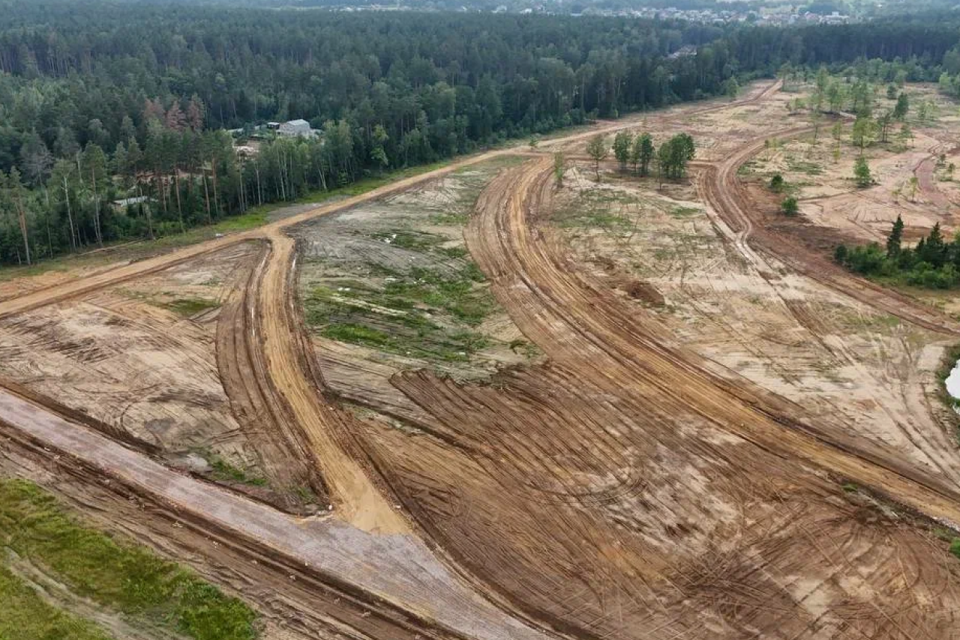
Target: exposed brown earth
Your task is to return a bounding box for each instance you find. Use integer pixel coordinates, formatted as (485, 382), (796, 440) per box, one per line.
(1, 79), (960, 639)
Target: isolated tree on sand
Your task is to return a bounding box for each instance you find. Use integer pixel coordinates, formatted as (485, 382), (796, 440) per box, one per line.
(893, 92), (909, 120)
(769, 173), (785, 192)
(553, 152), (565, 187)
(780, 195), (799, 216)
(854, 156), (872, 188)
(898, 123), (914, 149)
(877, 111), (893, 143)
(586, 134), (608, 181)
(613, 131), (632, 173)
(631, 133), (654, 176)
(886, 214), (904, 257)
(852, 114), (875, 154)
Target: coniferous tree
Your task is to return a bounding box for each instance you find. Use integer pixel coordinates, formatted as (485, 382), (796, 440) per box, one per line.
(887, 214), (904, 257)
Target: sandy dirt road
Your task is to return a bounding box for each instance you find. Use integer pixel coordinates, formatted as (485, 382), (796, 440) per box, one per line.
(476, 156), (960, 525)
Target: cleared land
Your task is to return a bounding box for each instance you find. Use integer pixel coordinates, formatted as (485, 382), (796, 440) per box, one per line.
(1, 79), (960, 639)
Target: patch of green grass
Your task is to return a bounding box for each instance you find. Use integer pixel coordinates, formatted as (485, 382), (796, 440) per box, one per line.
(165, 297), (219, 317)
(370, 230), (446, 252)
(951, 538), (960, 561)
(560, 210), (631, 230)
(440, 246), (470, 260)
(0, 564), (113, 640)
(0, 479), (259, 640)
(786, 157), (824, 176)
(199, 452), (268, 487)
(322, 323), (394, 348)
(558, 189), (640, 231)
(934, 526), (955, 542)
(210, 211), (269, 232)
(305, 264), (494, 363)
(669, 206), (700, 218)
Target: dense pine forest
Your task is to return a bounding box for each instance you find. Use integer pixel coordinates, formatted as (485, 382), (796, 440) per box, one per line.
(1, 1), (959, 264)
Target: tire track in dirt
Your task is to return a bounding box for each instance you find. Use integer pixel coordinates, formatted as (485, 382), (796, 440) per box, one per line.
(915, 142), (959, 211)
(362, 153), (960, 639)
(257, 227), (407, 533)
(695, 126), (960, 490)
(0, 389), (557, 640)
(471, 156), (960, 527)
(215, 239), (331, 512)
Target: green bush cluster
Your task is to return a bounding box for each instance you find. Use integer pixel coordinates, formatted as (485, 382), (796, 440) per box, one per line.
(835, 216), (960, 289)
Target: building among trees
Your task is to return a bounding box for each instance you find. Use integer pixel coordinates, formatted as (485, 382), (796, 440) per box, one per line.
(278, 120), (317, 138)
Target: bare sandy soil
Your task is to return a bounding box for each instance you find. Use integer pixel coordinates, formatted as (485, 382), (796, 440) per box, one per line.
(2, 79), (960, 640)
(0, 243), (324, 512)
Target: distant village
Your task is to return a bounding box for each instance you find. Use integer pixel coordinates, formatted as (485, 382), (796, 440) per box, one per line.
(333, 3), (853, 26)
(565, 6), (851, 26)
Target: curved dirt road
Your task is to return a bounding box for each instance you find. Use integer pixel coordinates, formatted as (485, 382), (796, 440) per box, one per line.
(697, 130), (960, 336)
(476, 155), (960, 527)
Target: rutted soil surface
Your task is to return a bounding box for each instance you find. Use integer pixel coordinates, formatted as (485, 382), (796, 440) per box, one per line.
(0, 244), (320, 510)
(3, 78), (960, 640)
(555, 160), (960, 492)
(364, 157), (960, 639)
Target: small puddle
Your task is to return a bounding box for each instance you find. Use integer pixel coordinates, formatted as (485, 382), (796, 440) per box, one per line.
(946, 360), (960, 408)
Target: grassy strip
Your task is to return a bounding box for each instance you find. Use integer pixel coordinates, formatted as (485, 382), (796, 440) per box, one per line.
(165, 297), (220, 317)
(0, 564), (114, 640)
(200, 451), (268, 487)
(305, 265), (493, 363)
(0, 479), (259, 640)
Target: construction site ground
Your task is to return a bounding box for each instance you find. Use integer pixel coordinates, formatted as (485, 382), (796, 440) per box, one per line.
(2, 79), (960, 640)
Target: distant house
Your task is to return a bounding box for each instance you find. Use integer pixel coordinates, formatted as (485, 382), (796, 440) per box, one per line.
(667, 45), (697, 60)
(111, 195), (150, 212)
(278, 119), (315, 138)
